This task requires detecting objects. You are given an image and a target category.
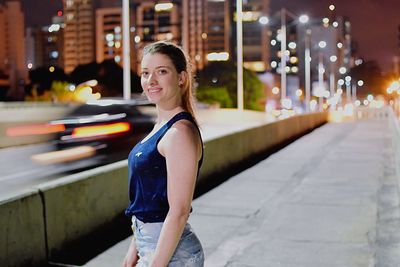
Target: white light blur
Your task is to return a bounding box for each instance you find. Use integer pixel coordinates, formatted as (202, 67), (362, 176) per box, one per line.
(291, 66), (299, 73)
(337, 88), (343, 94)
(271, 61), (277, 68)
(337, 42), (343, 48)
(296, 89), (303, 97)
(339, 67), (347, 74)
(355, 100), (361, 107)
(357, 80), (364, 86)
(288, 42), (297, 49)
(367, 94), (374, 102)
(259, 16), (269, 25)
(155, 3), (173, 12)
(206, 52), (229, 61)
(281, 98), (292, 109)
(134, 36), (141, 43)
(363, 99), (369, 106)
(332, 21), (339, 28)
(272, 87), (280, 95)
(355, 59), (363, 65)
(338, 79), (345, 86)
(299, 15), (309, 24)
(322, 17), (329, 24)
(329, 4), (335, 11)
(318, 41), (327, 48)
(271, 39), (277, 46)
(345, 76), (351, 82)
(105, 33), (114, 42)
(310, 100), (318, 111)
(329, 55), (337, 62)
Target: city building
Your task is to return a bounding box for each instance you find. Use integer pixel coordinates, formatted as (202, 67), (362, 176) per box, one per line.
(95, 7), (124, 66)
(26, 15), (65, 70)
(63, 0), (95, 73)
(0, 0), (27, 100)
(182, 0), (206, 71)
(132, 1), (182, 71)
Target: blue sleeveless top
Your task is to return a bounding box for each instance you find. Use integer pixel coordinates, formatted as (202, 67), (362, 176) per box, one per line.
(125, 112), (203, 223)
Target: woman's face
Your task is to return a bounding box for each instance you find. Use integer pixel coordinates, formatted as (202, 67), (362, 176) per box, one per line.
(140, 53), (183, 106)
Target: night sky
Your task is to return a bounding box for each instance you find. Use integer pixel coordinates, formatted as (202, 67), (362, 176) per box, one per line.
(13, 0), (400, 73)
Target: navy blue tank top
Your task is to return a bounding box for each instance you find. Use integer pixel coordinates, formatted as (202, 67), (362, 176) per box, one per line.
(125, 112), (203, 222)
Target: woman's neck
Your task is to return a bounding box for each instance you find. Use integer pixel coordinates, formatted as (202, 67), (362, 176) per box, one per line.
(156, 106), (185, 124)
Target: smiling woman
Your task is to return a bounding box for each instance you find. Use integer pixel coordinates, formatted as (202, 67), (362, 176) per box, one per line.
(123, 41), (205, 267)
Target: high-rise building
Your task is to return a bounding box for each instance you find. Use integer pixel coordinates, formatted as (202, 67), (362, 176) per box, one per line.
(95, 7), (124, 65)
(26, 15), (65, 70)
(182, 0), (206, 71)
(0, 0), (26, 99)
(133, 0), (181, 71)
(242, 0), (270, 72)
(63, 0), (95, 73)
(204, 0), (270, 72)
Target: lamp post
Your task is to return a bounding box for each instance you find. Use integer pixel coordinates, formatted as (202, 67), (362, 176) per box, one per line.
(280, 9), (287, 101)
(122, 0), (131, 100)
(236, 0), (244, 110)
(345, 75), (352, 103)
(304, 28), (311, 112)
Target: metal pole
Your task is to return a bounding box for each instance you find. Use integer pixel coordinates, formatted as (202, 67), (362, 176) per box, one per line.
(280, 8), (287, 101)
(304, 29), (311, 112)
(346, 81), (351, 103)
(318, 52), (324, 111)
(236, 0), (244, 110)
(329, 63), (335, 98)
(122, 0), (131, 100)
(352, 83), (357, 103)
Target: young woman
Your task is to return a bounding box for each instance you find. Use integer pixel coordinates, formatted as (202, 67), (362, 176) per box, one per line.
(123, 41), (204, 267)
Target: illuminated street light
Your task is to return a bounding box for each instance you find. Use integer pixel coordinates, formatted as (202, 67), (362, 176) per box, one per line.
(339, 67), (347, 74)
(259, 16), (269, 25)
(318, 41), (327, 48)
(299, 14), (309, 24)
(329, 4), (335, 11)
(357, 80), (364, 86)
(122, 0), (131, 100)
(236, 0), (244, 110)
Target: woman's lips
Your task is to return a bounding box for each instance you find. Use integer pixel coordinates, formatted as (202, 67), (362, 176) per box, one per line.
(147, 87), (162, 93)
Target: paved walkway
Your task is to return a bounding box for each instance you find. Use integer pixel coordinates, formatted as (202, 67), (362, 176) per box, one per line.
(85, 118), (400, 267)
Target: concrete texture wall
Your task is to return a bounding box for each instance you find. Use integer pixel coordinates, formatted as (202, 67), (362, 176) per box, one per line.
(0, 112), (327, 266)
(0, 190), (47, 267)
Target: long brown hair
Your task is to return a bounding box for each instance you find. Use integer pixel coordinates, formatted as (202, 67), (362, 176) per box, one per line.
(142, 41), (197, 125)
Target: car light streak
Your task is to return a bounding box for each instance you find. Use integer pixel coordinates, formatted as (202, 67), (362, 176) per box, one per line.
(6, 124), (66, 136)
(70, 122), (131, 139)
(31, 145), (96, 164)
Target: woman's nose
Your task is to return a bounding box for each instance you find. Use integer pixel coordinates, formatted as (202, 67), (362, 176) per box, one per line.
(147, 73), (157, 85)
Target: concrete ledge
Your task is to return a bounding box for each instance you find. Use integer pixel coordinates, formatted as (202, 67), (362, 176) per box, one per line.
(0, 189), (47, 267)
(35, 161), (129, 262)
(0, 111), (327, 266)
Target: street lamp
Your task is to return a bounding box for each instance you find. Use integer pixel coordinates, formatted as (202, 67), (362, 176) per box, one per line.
(236, 0), (244, 110)
(122, 0), (131, 100)
(263, 10), (309, 109)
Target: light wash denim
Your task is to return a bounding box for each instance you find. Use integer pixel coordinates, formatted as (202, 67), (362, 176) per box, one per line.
(131, 216), (204, 267)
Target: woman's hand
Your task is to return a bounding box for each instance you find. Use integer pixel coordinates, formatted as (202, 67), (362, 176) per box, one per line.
(122, 238), (139, 267)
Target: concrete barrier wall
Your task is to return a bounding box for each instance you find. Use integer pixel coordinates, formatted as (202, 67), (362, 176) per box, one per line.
(0, 190), (47, 267)
(0, 112), (327, 266)
(36, 161), (129, 261)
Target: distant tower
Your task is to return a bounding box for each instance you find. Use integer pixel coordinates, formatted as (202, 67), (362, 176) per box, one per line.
(0, 0), (27, 99)
(63, 0), (95, 73)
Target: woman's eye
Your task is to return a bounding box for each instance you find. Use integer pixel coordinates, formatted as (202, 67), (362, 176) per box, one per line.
(141, 72), (149, 77)
(158, 69), (167, 74)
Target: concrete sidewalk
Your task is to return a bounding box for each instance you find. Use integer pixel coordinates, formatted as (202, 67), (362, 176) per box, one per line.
(85, 119), (400, 267)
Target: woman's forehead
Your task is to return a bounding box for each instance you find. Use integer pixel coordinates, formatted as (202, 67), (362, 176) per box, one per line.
(141, 53), (173, 68)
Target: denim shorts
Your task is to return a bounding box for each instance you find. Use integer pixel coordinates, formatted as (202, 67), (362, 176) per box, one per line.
(131, 216), (204, 266)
